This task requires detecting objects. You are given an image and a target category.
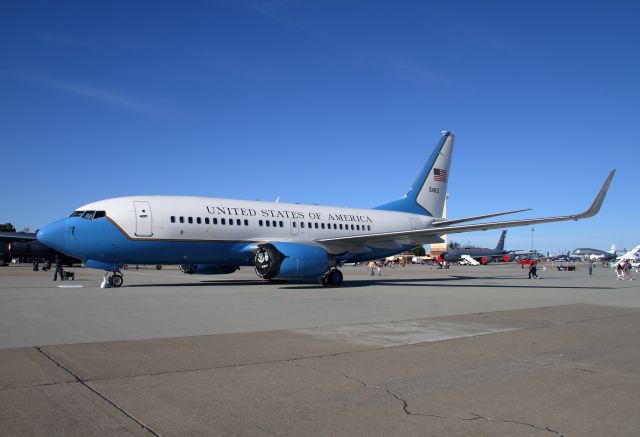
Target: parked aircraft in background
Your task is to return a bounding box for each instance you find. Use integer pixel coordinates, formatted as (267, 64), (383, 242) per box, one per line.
(514, 251), (547, 265)
(572, 244), (617, 261)
(438, 230), (516, 264)
(616, 245), (640, 263)
(35, 131), (615, 287)
(0, 231), (79, 266)
(551, 251), (582, 262)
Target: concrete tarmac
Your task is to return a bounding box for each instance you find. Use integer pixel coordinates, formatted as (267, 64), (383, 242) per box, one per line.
(1, 263), (639, 436)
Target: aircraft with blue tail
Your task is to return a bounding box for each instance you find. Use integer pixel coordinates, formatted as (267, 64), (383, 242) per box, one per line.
(35, 131), (616, 287)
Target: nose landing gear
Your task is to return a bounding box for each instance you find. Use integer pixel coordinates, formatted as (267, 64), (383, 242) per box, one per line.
(109, 273), (124, 287)
(101, 270), (124, 288)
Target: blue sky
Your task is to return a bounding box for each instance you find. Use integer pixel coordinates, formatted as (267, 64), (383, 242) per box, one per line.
(1, 0), (637, 254)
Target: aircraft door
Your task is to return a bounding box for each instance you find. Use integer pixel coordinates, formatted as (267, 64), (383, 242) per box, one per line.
(133, 201), (153, 237)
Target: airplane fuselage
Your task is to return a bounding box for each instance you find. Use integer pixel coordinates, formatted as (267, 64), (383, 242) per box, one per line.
(40, 196), (439, 267)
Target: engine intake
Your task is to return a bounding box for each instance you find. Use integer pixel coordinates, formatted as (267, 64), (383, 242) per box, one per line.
(255, 242), (329, 280)
(255, 244), (286, 279)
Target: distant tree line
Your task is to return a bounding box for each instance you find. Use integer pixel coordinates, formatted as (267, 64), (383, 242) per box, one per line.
(0, 223), (15, 232)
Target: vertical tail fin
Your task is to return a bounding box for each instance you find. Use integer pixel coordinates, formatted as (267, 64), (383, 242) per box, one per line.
(609, 244), (616, 254)
(374, 131), (454, 217)
(495, 230), (507, 251)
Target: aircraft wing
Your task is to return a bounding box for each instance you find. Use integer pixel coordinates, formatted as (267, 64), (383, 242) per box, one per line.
(317, 170), (615, 252)
(431, 208), (531, 227)
(0, 232), (38, 242)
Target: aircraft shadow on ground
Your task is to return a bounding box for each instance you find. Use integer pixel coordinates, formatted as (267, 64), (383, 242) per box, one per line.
(282, 275), (616, 290)
(124, 275), (615, 290)
(127, 280), (269, 288)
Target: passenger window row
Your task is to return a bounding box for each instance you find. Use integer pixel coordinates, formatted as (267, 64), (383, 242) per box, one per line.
(274, 221), (371, 231)
(258, 220), (285, 228)
(170, 216), (371, 232)
(170, 216), (249, 226)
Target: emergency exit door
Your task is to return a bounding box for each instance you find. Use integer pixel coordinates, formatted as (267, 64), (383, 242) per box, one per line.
(134, 201), (153, 237)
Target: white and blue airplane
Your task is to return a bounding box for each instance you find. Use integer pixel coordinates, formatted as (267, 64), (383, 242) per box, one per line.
(37, 131), (615, 287)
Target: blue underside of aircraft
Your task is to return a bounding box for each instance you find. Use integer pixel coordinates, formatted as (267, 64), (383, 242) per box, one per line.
(40, 217), (410, 270)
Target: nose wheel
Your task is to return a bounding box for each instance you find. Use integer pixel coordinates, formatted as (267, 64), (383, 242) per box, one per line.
(109, 274), (124, 287)
(102, 271), (124, 288)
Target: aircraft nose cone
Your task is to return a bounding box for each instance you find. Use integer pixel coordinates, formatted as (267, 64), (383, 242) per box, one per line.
(37, 218), (67, 251)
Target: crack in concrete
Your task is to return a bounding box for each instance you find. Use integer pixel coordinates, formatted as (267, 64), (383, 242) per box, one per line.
(468, 412), (564, 436)
(386, 387), (564, 435)
(288, 363), (564, 436)
(35, 347), (161, 437)
(0, 380), (76, 392)
(383, 387), (448, 419)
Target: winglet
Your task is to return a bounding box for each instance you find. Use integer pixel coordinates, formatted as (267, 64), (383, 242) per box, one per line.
(572, 169), (615, 220)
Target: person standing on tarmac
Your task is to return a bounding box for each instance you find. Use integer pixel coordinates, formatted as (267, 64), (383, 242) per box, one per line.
(622, 261), (633, 281)
(528, 261), (539, 279)
(53, 256), (64, 281)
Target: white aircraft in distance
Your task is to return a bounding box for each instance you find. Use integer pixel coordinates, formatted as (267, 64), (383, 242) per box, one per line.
(616, 245), (640, 263)
(573, 244), (618, 261)
(36, 131), (616, 287)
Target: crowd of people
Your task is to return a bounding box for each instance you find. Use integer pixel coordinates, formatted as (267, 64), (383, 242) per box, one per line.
(361, 256), (635, 281)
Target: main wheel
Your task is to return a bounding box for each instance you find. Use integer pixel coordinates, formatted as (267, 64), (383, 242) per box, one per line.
(326, 269), (343, 287)
(109, 274), (124, 287)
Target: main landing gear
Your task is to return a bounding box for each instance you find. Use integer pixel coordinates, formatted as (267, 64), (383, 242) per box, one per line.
(321, 268), (343, 287)
(101, 271), (124, 288)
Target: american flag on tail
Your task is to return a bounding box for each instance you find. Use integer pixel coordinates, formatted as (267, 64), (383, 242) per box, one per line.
(433, 168), (448, 182)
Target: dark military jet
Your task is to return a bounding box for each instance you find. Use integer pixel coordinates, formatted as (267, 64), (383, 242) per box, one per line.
(0, 231), (79, 266)
(438, 230), (516, 265)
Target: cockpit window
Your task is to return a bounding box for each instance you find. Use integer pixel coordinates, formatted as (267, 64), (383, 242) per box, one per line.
(82, 211), (96, 220)
(69, 210), (106, 220)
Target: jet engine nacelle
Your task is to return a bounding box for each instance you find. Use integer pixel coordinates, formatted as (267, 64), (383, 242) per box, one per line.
(179, 264), (238, 275)
(479, 256), (491, 265)
(255, 242), (329, 280)
(501, 253), (515, 262)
